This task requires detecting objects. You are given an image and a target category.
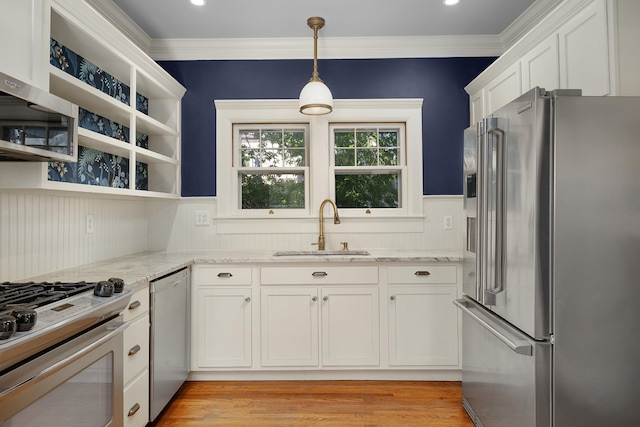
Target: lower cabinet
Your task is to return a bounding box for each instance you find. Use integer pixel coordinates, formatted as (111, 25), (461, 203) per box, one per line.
(260, 287), (380, 367)
(195, 287), (252, 368)
(388, 285), (459, 366)
(121, 287), (150, 427)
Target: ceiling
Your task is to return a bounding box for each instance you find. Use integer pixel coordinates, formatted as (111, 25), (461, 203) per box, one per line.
(108, 0), (539, 40)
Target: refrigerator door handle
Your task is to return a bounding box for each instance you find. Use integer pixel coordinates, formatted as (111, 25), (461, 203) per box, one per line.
(484, 119), (507, 305)
(454, 298), (532, 356)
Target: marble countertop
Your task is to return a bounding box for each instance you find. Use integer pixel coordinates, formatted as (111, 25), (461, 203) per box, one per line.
(23, 250), (462, 291)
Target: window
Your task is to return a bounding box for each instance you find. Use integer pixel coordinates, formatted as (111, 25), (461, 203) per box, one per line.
(234, 125), (308, 210)
(215, 99), (423, 226)
(331, 125), (405, 209)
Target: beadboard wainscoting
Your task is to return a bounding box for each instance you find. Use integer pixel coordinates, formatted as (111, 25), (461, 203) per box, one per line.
(0, 191), (148, 281)
(147, 196), (463, 253)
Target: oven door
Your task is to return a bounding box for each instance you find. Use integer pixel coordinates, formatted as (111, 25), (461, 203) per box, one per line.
(0, 317), (127, 426)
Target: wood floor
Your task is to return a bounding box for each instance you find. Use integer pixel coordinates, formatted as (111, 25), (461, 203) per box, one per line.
(153, 380), (474, 427)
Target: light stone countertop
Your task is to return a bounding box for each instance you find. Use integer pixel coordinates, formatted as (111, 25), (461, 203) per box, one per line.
(23, 250), (463, 292)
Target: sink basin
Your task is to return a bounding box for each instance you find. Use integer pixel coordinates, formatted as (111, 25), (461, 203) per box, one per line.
(273, 250), (370, 257)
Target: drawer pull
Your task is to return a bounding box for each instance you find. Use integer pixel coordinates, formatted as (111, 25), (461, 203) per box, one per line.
(312, 271), (328, 277)
(414, 271), (431, 276)
(323, 296), (329, 302)
(128, 300), (141, 310)
(244, 297), (251, 303)
(311, 296), (318, 302)
(390, 295), (396, 301)
(128, 403), (141, 417)
(217, 272), (233, 278)
(128, 344), (141, 356)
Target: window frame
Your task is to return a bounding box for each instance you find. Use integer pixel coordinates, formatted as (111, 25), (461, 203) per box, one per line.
(329, 123), (407, 216)
(215, 99), (424, 233)
(233, 123), (310, 215)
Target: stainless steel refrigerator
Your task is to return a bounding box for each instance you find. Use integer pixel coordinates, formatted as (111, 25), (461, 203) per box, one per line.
(456, 87), (640, 427)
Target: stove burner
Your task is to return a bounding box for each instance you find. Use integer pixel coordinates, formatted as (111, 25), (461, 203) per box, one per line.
(0, 278), (126, 340)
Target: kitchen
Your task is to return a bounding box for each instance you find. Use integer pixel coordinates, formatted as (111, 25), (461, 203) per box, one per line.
(1, 0), (639, 426)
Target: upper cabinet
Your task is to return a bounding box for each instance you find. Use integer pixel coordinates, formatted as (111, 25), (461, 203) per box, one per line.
(0, 0), (186, 198)
(467, 0), (639, 122)
(0, 0), (49, 89)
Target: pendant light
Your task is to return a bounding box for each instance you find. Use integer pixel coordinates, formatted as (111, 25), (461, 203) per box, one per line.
(299, 17), (333, 115)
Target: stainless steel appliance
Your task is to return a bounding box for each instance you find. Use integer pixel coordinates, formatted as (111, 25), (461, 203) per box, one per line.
(0, 71), (78, 162)
(457, 88), (640, 426)
(150, 267), (190, 421)
(0, 279), (132, 426)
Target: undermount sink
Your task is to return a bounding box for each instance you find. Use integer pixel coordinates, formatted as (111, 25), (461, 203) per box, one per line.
(273, 250), (370, 257)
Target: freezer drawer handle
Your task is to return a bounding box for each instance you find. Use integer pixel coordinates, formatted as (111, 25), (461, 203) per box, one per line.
(453, 298), (532, 356)
(217, 272), (233, 278)
(414, 271), (431, 276)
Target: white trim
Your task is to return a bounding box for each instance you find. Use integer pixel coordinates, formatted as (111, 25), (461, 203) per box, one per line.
(149, 35), (504, 61)
(215, 99), (424, 231)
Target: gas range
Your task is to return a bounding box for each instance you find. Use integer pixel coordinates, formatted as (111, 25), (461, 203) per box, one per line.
(0, 278), (132, 373)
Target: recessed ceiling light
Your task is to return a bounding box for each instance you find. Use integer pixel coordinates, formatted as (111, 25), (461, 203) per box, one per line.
(190, 0), (206, 5)
(443, 0), (460, 5)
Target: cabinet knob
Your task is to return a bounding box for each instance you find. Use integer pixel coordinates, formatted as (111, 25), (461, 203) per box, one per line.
(311, 296), (318, 302)
(128, 403), (141, 417)
(414, 271), (431, 276)
(390, 295), (396, 301)
(128, 300), (141, 310)
(323, 296), (329, 302)
(312, 271), (328, 277)
(217, 272), (233, 278)
(244, 297), (251, 303)
(128, 344), (141, 356)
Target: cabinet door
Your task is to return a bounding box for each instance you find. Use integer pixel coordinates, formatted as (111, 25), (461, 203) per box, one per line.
(0, 0), (48, 87)
(485, 62), (522, 114)
(261, 288), (319, 367)
(195, 288), (252, 368)
(558, 0), (610, 95)
(321, 287), (380, 366)
(388, 285), (459, 366)
(470, 90), (485, 126)
(521, 34), (560, 92)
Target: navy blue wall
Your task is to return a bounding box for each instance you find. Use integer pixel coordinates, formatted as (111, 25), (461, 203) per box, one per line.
(158, 57), (494, 197)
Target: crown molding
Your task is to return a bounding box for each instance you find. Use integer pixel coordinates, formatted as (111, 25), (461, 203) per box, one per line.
(84, 0), (152, 52)
(500, 0), (564, 49)
(149, 35), (503, 61)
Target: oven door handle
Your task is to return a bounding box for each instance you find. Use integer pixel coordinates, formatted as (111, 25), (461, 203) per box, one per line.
(0, 320), (128, 398)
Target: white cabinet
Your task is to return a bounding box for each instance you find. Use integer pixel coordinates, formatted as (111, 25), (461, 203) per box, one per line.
(0, 0), (49, 88)
(467, 0), (640, 119)
(485, 62), (522, 115)
(321, 287), (380, 366)
(121, 286), (150, 427)
(0, 0), (185, 198)
(558, 0), (611, 95)
(260, 286), (379, 367)
(191, 265), (253, 369)
(195, 287), (253, 368)
(260, 287), (319, 367)
(387, 265), (459, 367)
(521, 34), (560, 93)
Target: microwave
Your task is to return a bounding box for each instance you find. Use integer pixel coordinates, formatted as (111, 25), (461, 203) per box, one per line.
(0, 71), (78, 162)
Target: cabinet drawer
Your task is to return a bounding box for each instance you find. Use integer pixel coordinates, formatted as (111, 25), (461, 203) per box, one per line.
(261, 266), (378, 285)
(388, 265), (457, 284)
(123, 287), (150, 322)
(123, 315), (150, 384)
(193, 266), (252, 286)
(124, 369), (150, 427)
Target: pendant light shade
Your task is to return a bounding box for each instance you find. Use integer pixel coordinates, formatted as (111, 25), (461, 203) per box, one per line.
(299, 17), (333, 115)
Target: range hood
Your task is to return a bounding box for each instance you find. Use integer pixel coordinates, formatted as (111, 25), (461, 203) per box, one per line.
(0, 71), (78, 162)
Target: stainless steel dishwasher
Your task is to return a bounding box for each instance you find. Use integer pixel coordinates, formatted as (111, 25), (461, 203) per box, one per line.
(149, 267), (190, 421)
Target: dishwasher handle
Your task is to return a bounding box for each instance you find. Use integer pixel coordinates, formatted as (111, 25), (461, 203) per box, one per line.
(454, 298), (533, 356)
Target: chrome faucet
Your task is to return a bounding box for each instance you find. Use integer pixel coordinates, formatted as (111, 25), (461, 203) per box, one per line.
(318, 199), (340, 250)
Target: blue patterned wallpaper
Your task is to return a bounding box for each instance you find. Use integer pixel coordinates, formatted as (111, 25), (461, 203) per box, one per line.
(49, 146), (130, 188)
(50, 38), (149, 115)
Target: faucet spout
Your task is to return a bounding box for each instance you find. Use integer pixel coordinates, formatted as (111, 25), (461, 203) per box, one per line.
(318, 199), (340, 251)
